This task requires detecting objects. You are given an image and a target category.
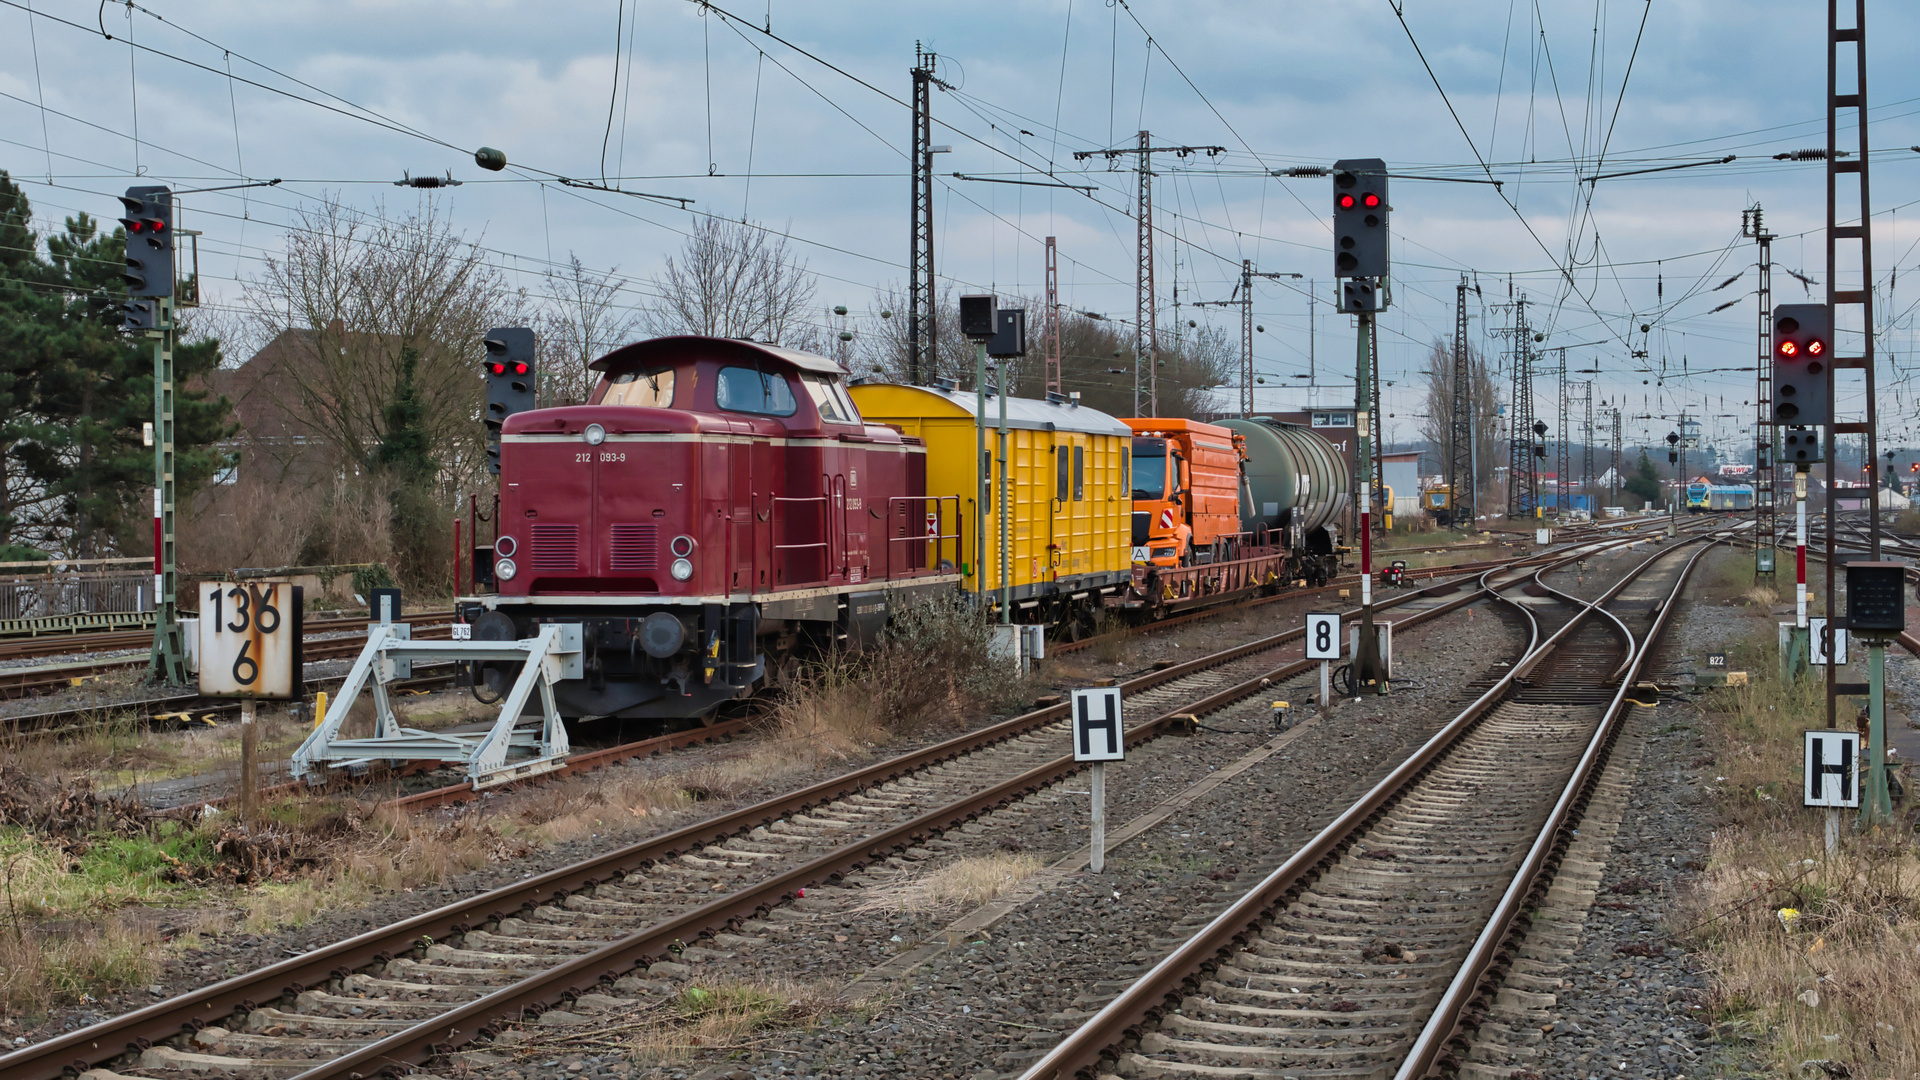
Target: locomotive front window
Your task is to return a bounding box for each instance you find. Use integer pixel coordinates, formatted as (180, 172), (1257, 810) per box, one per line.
(801, 372), (861, 424)
(601, 366), (676, 407)
(716, 366), (798, 416)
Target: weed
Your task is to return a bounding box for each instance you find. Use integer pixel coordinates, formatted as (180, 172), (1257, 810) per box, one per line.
(1682, 620), (1920, 1076)
(852, 852), (1045, 914)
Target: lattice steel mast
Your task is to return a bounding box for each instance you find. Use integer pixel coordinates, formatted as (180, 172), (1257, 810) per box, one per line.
(908, 45), (937, 384)
(1447, 275), (1474, 527)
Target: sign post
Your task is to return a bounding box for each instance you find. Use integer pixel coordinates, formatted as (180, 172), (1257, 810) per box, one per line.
(1805, 729), (1861, 855)
(1071, 686), (1125, 873)
(1305, 612), (1341, 707)
(198, 581), (304, 812)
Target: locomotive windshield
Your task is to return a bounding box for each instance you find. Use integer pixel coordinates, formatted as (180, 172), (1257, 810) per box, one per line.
(601, 366), (675, 408)
(716, 366), (798, 416)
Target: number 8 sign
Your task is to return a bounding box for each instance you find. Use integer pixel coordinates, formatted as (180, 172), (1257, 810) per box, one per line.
(1305, 612), (1341, 661)
(197, 581), (304, 699)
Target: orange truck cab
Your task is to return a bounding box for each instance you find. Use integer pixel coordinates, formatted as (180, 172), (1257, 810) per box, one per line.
(1124, 418), (1247, 567)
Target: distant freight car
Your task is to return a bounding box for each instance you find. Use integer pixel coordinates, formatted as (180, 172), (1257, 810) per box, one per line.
(848, 381), (1134, 637)
(1123, 417), (1247, 567)
(1219, 417), (1349, 586)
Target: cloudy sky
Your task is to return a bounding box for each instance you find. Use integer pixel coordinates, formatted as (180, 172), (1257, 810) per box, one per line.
(5, 0), (1919, 459)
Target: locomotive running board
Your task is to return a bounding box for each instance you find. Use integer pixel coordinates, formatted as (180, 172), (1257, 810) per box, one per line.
(290, 623), (582, 789)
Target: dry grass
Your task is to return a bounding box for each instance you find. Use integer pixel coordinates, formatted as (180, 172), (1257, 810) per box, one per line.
(0, 917), (161, 1016)
(0, 706), (312, 792)
(852, 852), (1045, 915)
(1682, 633), (1920, 1077)
(1089, 612), (1138, 667)
(508, 976), (850, 1067)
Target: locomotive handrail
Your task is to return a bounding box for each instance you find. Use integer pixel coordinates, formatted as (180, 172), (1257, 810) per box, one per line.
(886, 494), (962, 577)
(770, 494), (830, 587)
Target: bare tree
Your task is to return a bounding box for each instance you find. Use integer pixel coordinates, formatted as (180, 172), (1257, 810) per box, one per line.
(537, 254), (643, 405)
(1419, 336), (1501, 510)
(641, 217), (820, 348)
(240, 196), (526, 485)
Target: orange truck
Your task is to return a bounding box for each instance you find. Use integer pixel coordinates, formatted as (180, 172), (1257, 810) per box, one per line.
(1123, 417), (1247, 566)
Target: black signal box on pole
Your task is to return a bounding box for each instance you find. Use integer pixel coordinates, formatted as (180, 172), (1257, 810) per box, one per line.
(1331, 159), (1389, 280)
(1772, 303), (1832, 427)
(482, 327), (537, 475)
(119, 185), (173, 332)
(1845, 562), (1906, 635)
(959, 294), (998, 340)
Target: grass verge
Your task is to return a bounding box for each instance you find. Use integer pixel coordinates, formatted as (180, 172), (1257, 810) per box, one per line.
(1683, 627), (1920, 1076)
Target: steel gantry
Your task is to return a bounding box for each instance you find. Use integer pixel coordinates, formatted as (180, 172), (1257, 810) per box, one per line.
(1073, 135), (1224, 417)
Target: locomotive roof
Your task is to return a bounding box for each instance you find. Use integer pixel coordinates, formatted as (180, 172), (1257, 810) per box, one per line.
(588, 335), (848, 375)
(855, 382), (1131, 437)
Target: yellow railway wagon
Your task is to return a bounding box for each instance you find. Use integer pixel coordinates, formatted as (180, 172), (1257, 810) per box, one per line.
(849, 382), (1134, 627)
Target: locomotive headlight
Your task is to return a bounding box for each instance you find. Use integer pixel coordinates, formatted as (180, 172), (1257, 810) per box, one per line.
(495, 557), (518, 581)
(670, 557), (694, 581)
(583, 423), (606, 446)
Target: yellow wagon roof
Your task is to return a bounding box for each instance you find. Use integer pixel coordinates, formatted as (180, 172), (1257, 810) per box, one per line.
(851, 382), (1131, 437)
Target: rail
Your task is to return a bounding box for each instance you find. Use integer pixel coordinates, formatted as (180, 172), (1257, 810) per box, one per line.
(1396, 530), (1728, 1077)
(1015, 530), (1719, 1080)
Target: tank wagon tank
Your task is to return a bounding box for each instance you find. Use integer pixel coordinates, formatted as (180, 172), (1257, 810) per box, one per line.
(1219, 417), (1350, 585)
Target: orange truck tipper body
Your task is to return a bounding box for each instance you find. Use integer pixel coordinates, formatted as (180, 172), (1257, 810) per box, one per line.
(1124, 417), (1246, 566)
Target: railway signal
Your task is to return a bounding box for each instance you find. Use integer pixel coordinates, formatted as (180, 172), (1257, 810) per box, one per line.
(118, 185), (172, 332)
(1771, 303), (1832, 428)
(482, 327), (537, 475)
(1331, 159), (1388, 280)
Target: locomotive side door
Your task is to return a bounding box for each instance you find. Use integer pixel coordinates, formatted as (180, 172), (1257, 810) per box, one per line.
(730, 436), (754, 593)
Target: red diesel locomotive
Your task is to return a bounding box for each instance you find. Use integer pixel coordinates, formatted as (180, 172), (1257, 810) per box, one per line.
(463, 336), (962, 723)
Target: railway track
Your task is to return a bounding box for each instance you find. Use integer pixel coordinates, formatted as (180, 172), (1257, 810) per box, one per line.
(0, 533), (1665, 1080)
(1014, 528), (1726, 1080)
(0, 611), (458, 700)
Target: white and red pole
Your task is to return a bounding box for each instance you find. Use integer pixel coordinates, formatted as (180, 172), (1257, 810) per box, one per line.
(1359, 480), (1372, 607)
(152, 487), (163, 611)
(1795, 469), (1808, 630)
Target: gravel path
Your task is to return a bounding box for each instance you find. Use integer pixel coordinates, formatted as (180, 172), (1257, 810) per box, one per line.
(477, 599), (1528, 1080)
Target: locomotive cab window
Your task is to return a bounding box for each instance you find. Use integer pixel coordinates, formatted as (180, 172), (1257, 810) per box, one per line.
(1056, 444), (1070, 502)
(599, 366), (675, 408)
(801, 372), (861, 425)
(715, 366), (798, 416)
(1073, 444), (1085, 500)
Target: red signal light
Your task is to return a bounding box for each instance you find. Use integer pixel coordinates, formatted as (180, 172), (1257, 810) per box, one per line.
(1806, 338), (1825, 356)
(1778, 340), (1799, 358)
(1337, 194), (1356, 209)
(128, 220), (145, 233)
(512, 361), (529, 375)
(487, 361), (506, 375)
(150, 219), (165, 232)
(1362, 192), (1381, 208)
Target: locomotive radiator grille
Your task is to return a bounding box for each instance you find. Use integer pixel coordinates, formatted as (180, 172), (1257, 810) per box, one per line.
(608, 523), (659, 571)
(530, 523), (581, 571)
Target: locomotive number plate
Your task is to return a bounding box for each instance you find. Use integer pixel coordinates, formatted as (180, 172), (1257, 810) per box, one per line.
(575, 451), (628, 463)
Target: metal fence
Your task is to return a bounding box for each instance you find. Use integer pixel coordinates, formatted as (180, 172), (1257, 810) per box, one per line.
(0, 561), (154, 635)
